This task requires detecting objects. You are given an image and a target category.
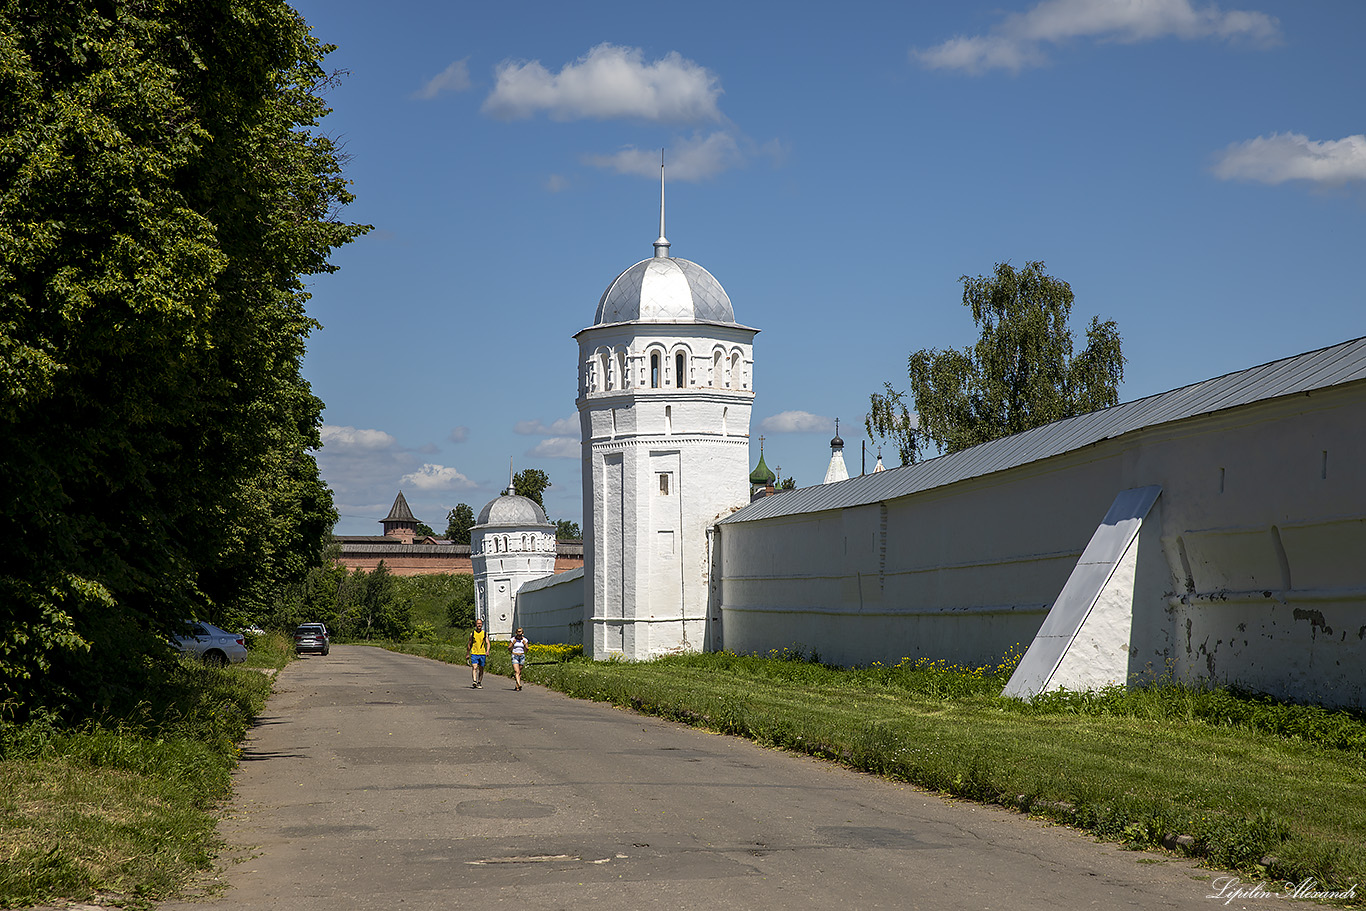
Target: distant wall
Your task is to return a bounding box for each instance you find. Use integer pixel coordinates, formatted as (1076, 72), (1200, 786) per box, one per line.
(716, 382), (1366, 708)
(334, 542), (473, 577)
(515, 567), (585, 647)
(335, 540), (582, 579)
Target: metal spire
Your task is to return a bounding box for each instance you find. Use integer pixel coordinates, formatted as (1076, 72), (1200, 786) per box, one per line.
(653, 148), (670, 259)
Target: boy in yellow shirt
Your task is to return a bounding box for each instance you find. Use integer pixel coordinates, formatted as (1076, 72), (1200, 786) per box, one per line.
(467, 618), (488, 688)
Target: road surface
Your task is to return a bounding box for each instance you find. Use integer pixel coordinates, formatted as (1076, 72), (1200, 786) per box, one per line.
(157, 645), (1241, 910)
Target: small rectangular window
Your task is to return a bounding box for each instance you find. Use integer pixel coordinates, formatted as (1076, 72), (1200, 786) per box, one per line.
(659, 473), (670, 495)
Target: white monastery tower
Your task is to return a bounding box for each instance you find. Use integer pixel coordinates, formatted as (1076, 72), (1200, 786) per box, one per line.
(471, 472), (556, 640)
(822, 420), (849, 484)
(575, 163), (759, 660)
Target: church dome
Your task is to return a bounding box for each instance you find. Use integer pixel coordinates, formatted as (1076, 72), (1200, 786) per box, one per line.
(476, 493), (549, 527)
(595, 255), (736, 326)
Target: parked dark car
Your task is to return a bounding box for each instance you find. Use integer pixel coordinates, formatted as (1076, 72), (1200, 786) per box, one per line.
(174, 622), (248, 667)
(294, 623), (330, 656)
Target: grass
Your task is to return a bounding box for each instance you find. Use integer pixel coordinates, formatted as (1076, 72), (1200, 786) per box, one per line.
(0, 631), (293, 910)
(374, 638), (1366, 902)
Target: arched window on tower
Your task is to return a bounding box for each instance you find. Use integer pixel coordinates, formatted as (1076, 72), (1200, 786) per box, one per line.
(675, 352), (686, 388)
(598, 351), (611, 390)
(713, 349), (723, 387)
(731, 350), (743, 389)
(617, 350), (628, 389)
(651, 352), (660, 388)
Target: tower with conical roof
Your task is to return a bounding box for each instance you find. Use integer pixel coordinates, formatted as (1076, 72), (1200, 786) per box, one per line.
(822, 419), (849, 484)
(381, 490), (419, 543)
(575, 159), (759, 659)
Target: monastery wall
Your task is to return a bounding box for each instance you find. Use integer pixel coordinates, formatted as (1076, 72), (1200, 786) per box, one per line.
(716, 382), (1366, 708)
(335, 541), (582, 579)
(334, 544), (473, 577)
(515, 567), (586, 647)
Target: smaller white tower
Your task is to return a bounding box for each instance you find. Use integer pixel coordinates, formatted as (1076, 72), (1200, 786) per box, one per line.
(470, 484), (556, 639)
(822, 419), (849, 484)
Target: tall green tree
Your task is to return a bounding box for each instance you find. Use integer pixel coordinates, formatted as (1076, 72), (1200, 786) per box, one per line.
(0, 1), (366, 716)
(513, 469), (551, 510)
(554, 519), (580, 541)
(349, 562), (409, 640)
(445, 503), (475, 544)
(868, 261), (1123, 464)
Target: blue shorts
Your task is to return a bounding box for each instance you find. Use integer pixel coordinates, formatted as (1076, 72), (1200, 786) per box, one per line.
(470, 654), (486, 667)
(512, 654), (526, 665)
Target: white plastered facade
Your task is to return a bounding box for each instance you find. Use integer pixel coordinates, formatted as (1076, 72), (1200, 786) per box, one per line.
(470, 494), (557, 640)
(575, 252), (758, 660)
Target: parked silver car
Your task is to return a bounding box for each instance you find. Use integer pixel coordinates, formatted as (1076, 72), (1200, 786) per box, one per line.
(294, 623), (330, 656)
(174, 621), (248, 667)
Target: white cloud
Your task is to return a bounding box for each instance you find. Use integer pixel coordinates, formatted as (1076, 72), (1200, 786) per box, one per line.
(482, 43), (723, 123)
(1213, 132), (1366, 185)
(415, 59), (472, 99)
(400, 463), (479, 491)
(545, 174), (570, 193)
(318, 425), (398, 451)
(314, 425), (421, 523)
(585, 132), (742, 181)
(760, 411), (832, 433)
(528, 437), (580, 459)
(449, 425), (470, 444)
(515, 415), (579, 436)
(914, 0), (1280, 74)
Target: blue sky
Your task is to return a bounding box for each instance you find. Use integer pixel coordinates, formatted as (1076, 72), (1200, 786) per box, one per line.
(292, 0), (1366, 536)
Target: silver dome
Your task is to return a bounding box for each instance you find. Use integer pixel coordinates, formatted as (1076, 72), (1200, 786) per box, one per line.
(476, 493), (549, 527)
(595, 256), (736, 325)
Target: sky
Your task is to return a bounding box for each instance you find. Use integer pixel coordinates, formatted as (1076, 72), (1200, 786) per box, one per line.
(290, 0), (1366, 537)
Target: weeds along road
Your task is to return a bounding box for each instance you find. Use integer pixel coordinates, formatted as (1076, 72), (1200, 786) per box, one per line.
(160, 645), (1242, 911)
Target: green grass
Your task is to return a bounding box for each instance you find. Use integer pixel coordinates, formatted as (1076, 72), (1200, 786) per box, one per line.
(0, 632), (293, 909)
(375, 639), (1366, 901)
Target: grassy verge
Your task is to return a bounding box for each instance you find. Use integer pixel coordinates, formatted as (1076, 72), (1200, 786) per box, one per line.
(0, 631), (294, 909)
(373, 639), (1366, 902)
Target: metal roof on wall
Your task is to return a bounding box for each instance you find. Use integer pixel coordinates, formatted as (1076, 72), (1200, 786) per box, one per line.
(722, 336), (1366, 525)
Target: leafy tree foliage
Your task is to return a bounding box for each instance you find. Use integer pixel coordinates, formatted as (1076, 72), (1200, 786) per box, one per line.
(414, 523), (436, 538)
(554, 519), (580, 541)
(868, 262), (1123, 464)
(0, 1), (367, 716)
(349, 562), (411, 640)
(445, 503), (475, 544)
(444, 574), (477, 630)
(513, 469), (551, 510)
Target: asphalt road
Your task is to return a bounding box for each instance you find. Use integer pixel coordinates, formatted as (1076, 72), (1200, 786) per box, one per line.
(156, 645), (1246, 911)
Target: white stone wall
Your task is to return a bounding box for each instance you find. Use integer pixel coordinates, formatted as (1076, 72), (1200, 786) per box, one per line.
(578, 322), (757, 659)
(717, 382), (1366, 708)
(514, 567), (585, 646)
(471, 524), (557, 639)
